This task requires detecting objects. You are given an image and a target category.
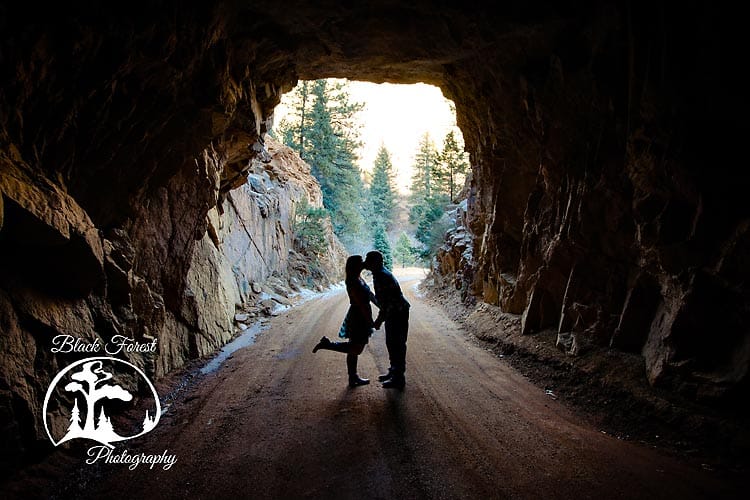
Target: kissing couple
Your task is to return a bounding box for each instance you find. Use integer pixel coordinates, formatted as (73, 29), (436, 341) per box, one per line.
(312, 251), (411, 390)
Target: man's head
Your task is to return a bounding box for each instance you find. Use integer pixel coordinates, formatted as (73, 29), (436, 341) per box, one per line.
(364, 250), (384, 271)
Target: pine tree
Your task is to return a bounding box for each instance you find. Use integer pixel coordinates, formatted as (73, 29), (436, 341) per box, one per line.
(409, 132), (447, 254)
(413, 198), (446, 251)
(97, 406), (113, 433)
(373, 225), (393, 270)
(410, 132), (439, 203)
(277, 79), (366, 245)
(394, 232), (416, 268)
(293, 197), (329, 257)
(369, 144), (396, 231)
(143, 409), (156, 432)
(277, 81), (312, 158)
(435, 131), (469, 202)
(305, 80), (338, 204)
(68, 398), (82, 433)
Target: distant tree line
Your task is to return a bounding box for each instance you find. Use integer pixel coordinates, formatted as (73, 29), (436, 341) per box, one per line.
(277, 80), (470, 269)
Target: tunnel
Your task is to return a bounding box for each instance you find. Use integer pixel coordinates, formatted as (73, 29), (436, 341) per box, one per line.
(0, 0), (748, 494)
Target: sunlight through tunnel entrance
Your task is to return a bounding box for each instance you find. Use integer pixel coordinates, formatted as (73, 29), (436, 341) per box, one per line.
(272, 79), (470, 262)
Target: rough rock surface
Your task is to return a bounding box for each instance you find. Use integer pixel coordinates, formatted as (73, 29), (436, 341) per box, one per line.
(0, 0), (747, 470)
(431, 1), (749, 408)
(1, 103), (342, 470)
(178, 138), (345, 363)
(433, 200), (474, 301)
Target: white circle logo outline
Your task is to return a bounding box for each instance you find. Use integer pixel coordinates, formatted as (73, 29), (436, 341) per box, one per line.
(42, 356), (162, 446)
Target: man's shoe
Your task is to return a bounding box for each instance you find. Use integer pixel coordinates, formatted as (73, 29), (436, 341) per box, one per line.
(377, 369), (393, 382)
(349, 375), (370, 388)
(382, 378), (405, 390)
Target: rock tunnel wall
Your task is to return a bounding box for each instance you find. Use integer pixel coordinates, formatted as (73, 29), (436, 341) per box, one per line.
(1, 133), (343, 462)
(0, 0), (747, 465)
(0, 1), (346, 462)
(434, 2), (749, 406)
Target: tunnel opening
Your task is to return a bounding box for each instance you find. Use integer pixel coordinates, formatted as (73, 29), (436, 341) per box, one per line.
(271, 78), (470, 259)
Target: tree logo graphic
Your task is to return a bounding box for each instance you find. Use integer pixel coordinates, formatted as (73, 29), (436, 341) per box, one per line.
(43, 357), (161, 448)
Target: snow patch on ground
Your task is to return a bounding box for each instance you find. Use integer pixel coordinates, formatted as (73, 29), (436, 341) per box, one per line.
(198, 282), (345, 376)
(290, 282), (346, 305)
(200, 323), (267, 375)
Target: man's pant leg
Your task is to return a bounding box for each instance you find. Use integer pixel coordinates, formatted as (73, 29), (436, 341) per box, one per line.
(386, 309), (409, 379)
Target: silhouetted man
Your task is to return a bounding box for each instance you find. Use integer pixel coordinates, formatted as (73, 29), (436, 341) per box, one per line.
(364, 250), (410, 389)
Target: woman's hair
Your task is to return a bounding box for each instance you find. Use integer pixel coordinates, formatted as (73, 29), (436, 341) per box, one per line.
(345, 255), (363, 282)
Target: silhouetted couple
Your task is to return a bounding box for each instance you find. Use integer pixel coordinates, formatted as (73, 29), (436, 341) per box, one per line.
(313, 251), (411, 389)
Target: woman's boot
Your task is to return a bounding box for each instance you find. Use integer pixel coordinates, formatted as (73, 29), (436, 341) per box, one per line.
(313, 337), (351, 353)
(347, 353), (369, 387)
(312, 336), (330, 353)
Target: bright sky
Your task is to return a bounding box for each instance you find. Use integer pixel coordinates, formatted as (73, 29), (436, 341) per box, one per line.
(273, 80), (463, 194)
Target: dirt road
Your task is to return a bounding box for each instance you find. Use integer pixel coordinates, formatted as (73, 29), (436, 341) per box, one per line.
(84, 272), (736, 499)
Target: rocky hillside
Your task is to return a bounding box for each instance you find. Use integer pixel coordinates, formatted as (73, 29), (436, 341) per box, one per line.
(164, 137), (346, 374)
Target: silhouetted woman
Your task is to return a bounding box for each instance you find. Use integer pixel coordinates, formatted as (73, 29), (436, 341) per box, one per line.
(312, 255), (377, 387)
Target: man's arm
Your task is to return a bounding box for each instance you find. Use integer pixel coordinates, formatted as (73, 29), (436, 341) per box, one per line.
(373, 273), (403, 327)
